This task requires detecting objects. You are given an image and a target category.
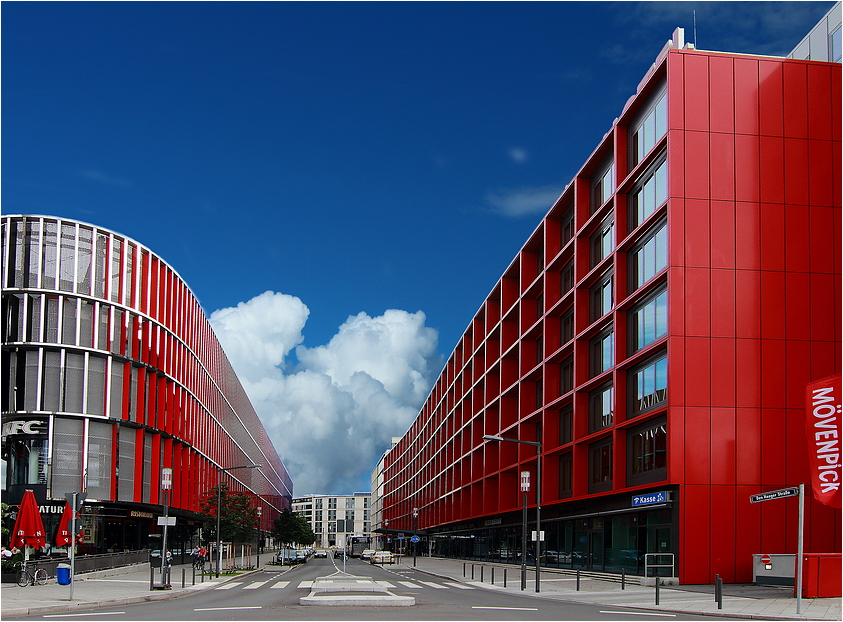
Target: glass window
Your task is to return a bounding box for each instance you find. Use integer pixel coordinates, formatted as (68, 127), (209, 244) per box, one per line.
(560, 357), (574, 395)
(591, 328), (614, 377)
(561, 308), (574, 345)
(631, 88), (667, 166)
(831, 26), (842, 63)
(630, 352), (667, 416)
(589, 383), (613, 432)
(630, 287), (667, 352)
(559, 404), (573, 445)
(628, 417), (667, 486)
(561, 207), (574, 246)
(592, 160), (615, 211)
(590, 440), (613, 492)
(630, 221), (667, 290)
(591, 219), (614, 267)
(591, 273), (613, 322)
(560, 260), (574, 296)
(630, 158), (667, 229)
(559, 453), (573, 498)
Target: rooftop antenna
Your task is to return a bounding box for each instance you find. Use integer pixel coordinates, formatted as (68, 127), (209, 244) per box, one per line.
(693, 10), (697, 49)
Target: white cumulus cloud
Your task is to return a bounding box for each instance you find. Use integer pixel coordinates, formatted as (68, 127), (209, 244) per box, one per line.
(210, 293), (442, 495)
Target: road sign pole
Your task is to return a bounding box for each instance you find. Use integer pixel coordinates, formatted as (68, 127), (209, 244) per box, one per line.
(797, 483), (804, 615)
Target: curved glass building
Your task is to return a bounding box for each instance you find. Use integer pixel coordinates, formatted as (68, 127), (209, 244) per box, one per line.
(1, 214), (292, 553)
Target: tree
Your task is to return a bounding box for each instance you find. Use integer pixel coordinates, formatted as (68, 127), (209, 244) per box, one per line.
(272, 509), (315, 547)
(199, 482), (259, 544)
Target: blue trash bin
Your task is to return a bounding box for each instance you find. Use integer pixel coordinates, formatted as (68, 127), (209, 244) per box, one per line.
(56, 564), (71, 585)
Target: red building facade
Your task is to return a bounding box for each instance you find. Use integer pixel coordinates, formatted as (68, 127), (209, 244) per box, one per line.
(2, 215), (292, 553)
(382, 41), (841, 584)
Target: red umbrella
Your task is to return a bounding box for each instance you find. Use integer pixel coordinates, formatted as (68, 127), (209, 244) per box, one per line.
(55, 501), (81, 547)
(10, 490), (46, 551)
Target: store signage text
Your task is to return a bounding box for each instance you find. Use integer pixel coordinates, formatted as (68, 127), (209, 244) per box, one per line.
(631, 491), (669, 506)
(2, 420), (48, 436)
(806, 374), (842, 508)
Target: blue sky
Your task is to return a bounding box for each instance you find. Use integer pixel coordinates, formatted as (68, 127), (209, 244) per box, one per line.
(3, 1), (835, 495)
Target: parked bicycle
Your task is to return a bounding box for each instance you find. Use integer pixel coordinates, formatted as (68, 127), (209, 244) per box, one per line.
(15, 561), (47, 587)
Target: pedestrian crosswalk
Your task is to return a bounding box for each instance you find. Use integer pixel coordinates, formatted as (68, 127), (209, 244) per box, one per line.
(214, 577), (475, 592)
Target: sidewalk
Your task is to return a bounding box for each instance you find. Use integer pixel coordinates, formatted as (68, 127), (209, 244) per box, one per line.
(402, 557), (842, 621)
(1, 556), (840, 620)
(0, 561), (259, 617)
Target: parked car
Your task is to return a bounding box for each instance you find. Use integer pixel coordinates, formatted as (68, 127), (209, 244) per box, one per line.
(370, 551), (395, 565)
(277, 547), (300, 564)
(360, 549), (376, 560)
(314, 549), (328, 558)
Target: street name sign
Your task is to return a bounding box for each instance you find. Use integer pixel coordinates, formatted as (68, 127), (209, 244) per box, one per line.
(749, 488), (799, 503)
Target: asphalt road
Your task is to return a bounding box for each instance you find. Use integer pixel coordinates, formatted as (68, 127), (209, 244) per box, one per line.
(14, 557), (729, 621)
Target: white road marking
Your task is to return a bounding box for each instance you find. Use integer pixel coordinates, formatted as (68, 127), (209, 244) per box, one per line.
(214, 582), (243, 590)
(243, 580), (268, 589)
(194, 607), (262, 611)
(376, 581), (396, 587)
(473, 606), (539, 611)
(44, 614), (126, 618)
(444, 581), (474, 589)
(297, 580), (314, 588)
(271, 580), (290, 589)
(599, 612), (676, 617)
(419, 580), (448, 589)
(398, 581), (423, 588)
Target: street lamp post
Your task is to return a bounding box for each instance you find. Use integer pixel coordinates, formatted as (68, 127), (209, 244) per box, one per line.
(256, 506), (262, 570)
(160, 468), (173, 586)
(483, 434), (542, 593)
(412, 507), (419, 567)
(216, 464), (262, 578)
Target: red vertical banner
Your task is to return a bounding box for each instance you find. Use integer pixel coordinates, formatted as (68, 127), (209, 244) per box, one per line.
(806, 373), (843, 508)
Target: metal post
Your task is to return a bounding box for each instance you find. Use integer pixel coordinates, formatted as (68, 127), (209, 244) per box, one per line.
(655, 576), (660, 605)
(256, 506), (262, 570)
(576, 569), (580, 591)
(472, 564), (475, 580)
(535, 443), (542, 593)
(621, 568), (625, 590)
(491, 567), (495, 585)
(481, 565), (484, 582)
(504, 568), (507, 588)
(413, 508), (419, 567)
(216, 471), (222, 578)
(797, 483), (804, 615)
(182, 568), (185, 589)
(715, 574), (722, 609)
(149, 563), (154, 590)
(521, 489), (528, 591)
(69, 492), (76, 600)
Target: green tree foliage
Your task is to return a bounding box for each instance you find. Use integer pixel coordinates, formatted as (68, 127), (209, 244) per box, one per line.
(272, 509), (315, 547)
(199, 482), (259, 544)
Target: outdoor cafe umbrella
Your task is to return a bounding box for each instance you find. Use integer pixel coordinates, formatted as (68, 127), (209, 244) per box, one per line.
(56, 500), (82, 547)
(10, 489), (46, 560)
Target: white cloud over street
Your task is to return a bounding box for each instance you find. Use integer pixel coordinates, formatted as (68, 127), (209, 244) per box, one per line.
(210, 291), (442, 495)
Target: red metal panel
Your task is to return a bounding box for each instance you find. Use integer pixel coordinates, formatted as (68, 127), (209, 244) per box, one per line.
(735, 339), (761, 408)
(710, 269), (735, 338)
(734, 58), (759, 135)
(760, 271), (786, 339)
(760, 339), (786, 409)
(709, 55), (734, 134)
(684, 406), (712, 484)
(785, 272), (811, 342)
(809, 206), (836, 274)
(833, 64), (842, 140)
(684, 268), (711, 338)
(710, 338), (736, 407)
(684, 131), (710, 200)
(710, 408), (736, 485)
(759, 136), (785, 204)
(710, 134), (735, 202)
(735, 409), (762, 485)
(786, 403), (810, 485)
(784, 139), (810, 207)
(683, 54), (710, 132)
(709, 201), (735, 269)
(760, 408), (787, 485)
(680, 484), (712, 583)
(734, 135), (760, 203)
(684, 339), (711, 407)
(684, 199), (710, 267)
(668, 130), (685, 199)
(785, 340), (811, 409)
(735, 202), (761, 270)
(783, 62), (808, 139)
(667, 50), (684, 131)
(735, 269), (761, 339)
(810, 340), (839, 384)
(667, 405), (685, 481)
(710, 485), (737, 581)
(735, 485), (763, 581)
(759, 203), (785, 270)
(758, 60), (784, 136)
(807, 64), (833, 140)
(808, 138), (835, 207)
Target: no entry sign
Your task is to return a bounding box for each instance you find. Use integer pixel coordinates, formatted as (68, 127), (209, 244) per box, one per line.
(760, 554), (772, 564)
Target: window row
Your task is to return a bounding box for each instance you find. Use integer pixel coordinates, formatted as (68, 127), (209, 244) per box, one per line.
(558, 416), (667, 497)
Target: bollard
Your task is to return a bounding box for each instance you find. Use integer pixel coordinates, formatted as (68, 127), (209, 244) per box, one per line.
(504, 568), (507, 588)
(192, 565), (196, 586)
(491, 567), (495, 585)
(621, 568), (626, 590)
(715, 574), (723, 609)
(472, 564), (475, 580)
(655, 576), (660, 605)
(463, 562), (466, 578)
(149, 564), (154, 591)
(481, 566), (484, 582)
(576, 569), (580, 591)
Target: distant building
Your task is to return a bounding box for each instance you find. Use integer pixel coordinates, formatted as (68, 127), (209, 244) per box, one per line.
(292, 492), (371, 549)
(1, 215), (293, 554)
(788, 1), (841, 62)
(377, 19), (841, 584)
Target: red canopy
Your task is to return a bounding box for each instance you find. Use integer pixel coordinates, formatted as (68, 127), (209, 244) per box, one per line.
(55, 501), (82, 547)
(10, 490), (46, 550)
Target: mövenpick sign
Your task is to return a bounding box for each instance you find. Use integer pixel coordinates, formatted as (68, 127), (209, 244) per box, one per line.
(806, 373), (842, 508)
